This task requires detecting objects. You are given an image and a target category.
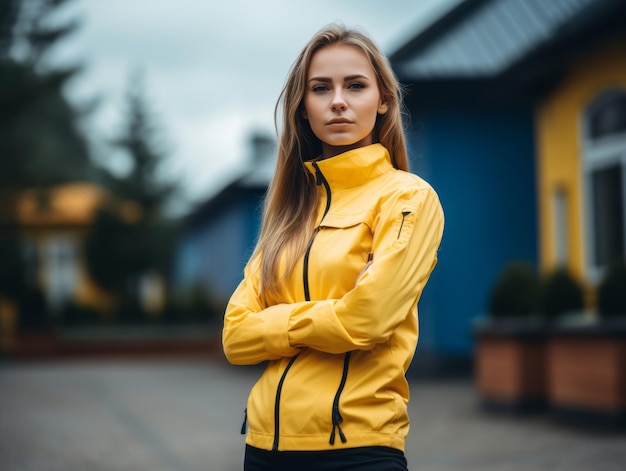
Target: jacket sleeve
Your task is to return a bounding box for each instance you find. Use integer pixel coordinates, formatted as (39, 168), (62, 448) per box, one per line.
(222, 254), (304, 365)
(285, 186), (443, 353)
(222, 185), (444, 362)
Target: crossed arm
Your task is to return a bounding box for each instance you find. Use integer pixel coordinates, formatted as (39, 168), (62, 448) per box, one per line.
(222, 187), (444, 365)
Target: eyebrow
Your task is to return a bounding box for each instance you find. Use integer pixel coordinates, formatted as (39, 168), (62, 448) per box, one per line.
(308, 74), (370, 83)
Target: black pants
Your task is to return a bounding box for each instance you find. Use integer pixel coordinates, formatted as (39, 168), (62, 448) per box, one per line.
(244, 445), (408, 471)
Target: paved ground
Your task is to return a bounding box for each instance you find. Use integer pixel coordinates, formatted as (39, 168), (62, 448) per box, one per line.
(0, 358), (625, 471)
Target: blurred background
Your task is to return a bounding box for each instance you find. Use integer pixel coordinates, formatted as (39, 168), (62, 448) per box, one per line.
(0, 0), (458, 352)
(1, 0), (626, 469)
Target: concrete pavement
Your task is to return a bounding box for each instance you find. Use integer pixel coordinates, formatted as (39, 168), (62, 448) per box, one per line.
(0, 358), (624, 471)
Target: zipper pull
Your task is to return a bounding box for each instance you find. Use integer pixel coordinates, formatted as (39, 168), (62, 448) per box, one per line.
(329, 408), (347, 445)
(397, 211), (412, 239)
(240, 408), (248, 435)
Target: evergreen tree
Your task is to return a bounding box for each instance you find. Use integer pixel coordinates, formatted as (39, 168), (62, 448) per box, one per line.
(108, 70), (177, 221)
(0, 0), (92, 223)
(85, 71), (179, 320)
(0, 0), (93, 324)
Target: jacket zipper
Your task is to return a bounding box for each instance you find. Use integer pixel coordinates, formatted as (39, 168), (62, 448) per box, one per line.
(311, 163), (353, 446)
(397, 210), (411, 239)
(310, 162), (353, 446)
(272, 354), (299, 451)
(271, 161), (331, 451)
(329, 351), (352, 445)
(240, 408), (247, 434)
(303, 162), (331, 300)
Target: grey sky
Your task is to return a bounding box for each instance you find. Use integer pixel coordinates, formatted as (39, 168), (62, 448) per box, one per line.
(56, 0), (459, 212)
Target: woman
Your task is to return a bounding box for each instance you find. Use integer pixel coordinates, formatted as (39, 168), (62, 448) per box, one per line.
(222, 23), (444, 471)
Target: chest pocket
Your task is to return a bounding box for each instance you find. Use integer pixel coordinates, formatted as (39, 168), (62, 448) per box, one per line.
(310, 210), (375, 296)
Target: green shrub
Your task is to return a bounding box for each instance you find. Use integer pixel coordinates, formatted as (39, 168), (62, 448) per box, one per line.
(489, 261), (540, 318)
(597, 261), (626, 318)
(540, 268), (584, 320)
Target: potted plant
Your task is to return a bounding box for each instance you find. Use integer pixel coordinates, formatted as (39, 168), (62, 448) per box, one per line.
(540, 268), (585, 323)
(474, 260), (547, 413)
(547, 262), (626, 429)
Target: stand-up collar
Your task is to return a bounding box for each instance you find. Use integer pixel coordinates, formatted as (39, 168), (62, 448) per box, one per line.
(303, 144), (393, 190)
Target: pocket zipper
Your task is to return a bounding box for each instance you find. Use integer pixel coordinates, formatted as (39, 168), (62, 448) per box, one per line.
(397, 211), (411, 239)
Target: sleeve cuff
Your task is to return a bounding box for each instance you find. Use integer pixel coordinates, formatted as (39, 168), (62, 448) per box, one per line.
(262, 304), (298, 356)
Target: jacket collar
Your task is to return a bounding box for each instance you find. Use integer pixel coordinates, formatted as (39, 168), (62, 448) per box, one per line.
(303, 144), (393, 190)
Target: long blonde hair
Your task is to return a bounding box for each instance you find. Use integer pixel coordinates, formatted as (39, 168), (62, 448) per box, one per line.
(254, 23), (409, 298)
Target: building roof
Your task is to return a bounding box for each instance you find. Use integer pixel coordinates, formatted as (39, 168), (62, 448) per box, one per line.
(391, 0), (626, 87)
(184, 133), (276, 227)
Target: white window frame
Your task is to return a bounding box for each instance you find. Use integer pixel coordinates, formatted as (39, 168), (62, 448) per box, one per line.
(581, 88), (626, 284)
(43, 233), (78, 312)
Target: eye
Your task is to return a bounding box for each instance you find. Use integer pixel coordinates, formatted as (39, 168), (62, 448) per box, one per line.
(348, 82), (365, 89)
(311, 84), (329, 92)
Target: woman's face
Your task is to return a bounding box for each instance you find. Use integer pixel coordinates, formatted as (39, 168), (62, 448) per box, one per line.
(303, 44), (388, 159)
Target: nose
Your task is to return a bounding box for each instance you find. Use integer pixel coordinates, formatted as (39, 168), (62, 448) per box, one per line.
(330, 89), (347, 112)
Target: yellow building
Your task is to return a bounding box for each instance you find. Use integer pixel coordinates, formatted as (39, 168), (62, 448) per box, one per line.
(1, 182), (118, 351)
(536, 37), (626, 298)
(15, 182), (115, 313)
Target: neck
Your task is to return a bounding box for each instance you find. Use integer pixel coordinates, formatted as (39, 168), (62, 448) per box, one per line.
(321, 139), (374, 160)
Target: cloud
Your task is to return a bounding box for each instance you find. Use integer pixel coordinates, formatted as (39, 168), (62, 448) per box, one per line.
(169, 106), (274, 196)
(56, 0), (460, 213)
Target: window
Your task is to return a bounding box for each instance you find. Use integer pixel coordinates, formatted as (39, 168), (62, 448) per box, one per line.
(44, 233), (78, 312)
(583, 89), (626, 282)
(591, 164), (624, 266)
(588, 92), (626, 139)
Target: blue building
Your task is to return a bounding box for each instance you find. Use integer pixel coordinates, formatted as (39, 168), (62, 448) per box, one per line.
(173, 0), (624, 375)
(389, 0), (619, 373)
(173, 133), (275, 307)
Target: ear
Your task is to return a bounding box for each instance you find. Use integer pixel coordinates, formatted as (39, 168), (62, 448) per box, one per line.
(300, 108), (308, 120)
(378, 99), (389, 115)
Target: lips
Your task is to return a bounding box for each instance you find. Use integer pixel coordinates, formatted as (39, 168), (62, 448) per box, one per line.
(327, 118), (352, 125)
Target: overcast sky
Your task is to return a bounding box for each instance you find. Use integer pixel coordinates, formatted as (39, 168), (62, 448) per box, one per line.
(55, 0), (460, 213)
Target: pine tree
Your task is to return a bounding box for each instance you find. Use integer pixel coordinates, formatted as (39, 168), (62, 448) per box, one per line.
(0, 0), (92, 223)
(109, 70), (177, 221)
(0, 0), (93, 325)
(85, 71), (179, 321)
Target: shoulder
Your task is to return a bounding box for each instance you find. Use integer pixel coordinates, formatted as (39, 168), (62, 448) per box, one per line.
(397, 169), (435, 189)
(375, 170), (443, 225)
(370, 169), (444, 235)
(379, 169), (440, 203)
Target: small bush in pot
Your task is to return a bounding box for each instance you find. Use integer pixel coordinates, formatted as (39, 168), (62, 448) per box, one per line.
(476, 260), (546, 413)
(488, 260), (540, 321)
(548, 261), (626, 427)
(540, 268), (585, 323)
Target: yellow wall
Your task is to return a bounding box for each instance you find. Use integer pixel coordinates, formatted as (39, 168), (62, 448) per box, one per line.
(536, 37), (626, 283)
(17, 183), (107, 226)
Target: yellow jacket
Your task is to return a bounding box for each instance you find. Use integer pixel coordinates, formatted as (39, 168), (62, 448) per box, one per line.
(223, 143), (444, 452)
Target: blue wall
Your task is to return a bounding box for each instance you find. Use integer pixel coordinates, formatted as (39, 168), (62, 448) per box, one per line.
(174, 189), (264, 304)
(408, 105), (538, 357)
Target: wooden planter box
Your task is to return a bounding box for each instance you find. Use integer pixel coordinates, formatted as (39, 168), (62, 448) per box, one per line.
(474, 319), (548, 413)
(547, 318), (626, 429)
